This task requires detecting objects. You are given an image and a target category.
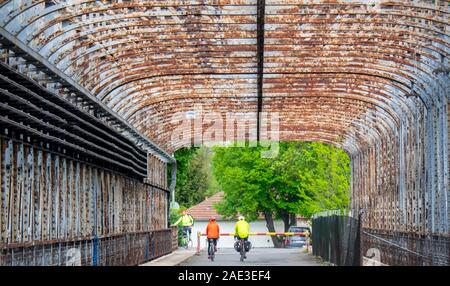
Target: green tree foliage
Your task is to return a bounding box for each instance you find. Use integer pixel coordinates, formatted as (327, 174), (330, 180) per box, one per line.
(174, 147), (219, 208)
(211, 142), (350, 246)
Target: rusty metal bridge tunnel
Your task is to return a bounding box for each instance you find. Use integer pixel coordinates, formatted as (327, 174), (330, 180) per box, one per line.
(0, 0), (448, 266)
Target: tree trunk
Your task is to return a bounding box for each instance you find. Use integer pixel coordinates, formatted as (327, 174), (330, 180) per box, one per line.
(289, 213), (297, 227)
(264, 211), (283, 248)
(280, 210), (290, 232)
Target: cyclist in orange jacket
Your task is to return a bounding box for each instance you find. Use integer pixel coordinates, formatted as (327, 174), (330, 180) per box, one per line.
(206, 217), (220, 258)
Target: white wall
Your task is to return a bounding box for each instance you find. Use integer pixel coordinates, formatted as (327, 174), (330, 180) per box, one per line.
(191, 220), (286, 249)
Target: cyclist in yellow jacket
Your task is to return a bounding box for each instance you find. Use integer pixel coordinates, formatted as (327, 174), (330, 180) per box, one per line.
(174, 210), (195, 242)
(235, 216), (250, 238)
(234, 216), (250, 258)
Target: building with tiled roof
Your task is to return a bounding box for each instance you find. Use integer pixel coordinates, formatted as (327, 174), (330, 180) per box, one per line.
(186, 192), (225, 221)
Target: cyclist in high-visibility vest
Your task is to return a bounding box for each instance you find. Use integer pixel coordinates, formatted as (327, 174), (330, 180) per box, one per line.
(174, 210), (195, 241)
(235, 216), (250, 238)
(234, 216), (250, 258)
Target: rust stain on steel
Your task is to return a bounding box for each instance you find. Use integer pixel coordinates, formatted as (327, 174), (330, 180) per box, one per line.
(0, 137), (169, 244)
(0, 137), (170, 265)
(0, 0), (449, 265)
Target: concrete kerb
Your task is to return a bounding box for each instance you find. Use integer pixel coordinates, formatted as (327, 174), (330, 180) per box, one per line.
(140, 249), (197, 266)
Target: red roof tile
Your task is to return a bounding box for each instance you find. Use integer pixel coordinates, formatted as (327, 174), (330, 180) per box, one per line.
(186, 192), (224, 220)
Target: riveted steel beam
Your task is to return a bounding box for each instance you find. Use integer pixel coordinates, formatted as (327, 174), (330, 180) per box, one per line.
(0, 26), (174, 163)
(256, 0), (265, 142)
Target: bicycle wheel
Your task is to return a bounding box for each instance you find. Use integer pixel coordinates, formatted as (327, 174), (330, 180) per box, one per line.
(182, 233), (189, 249)
(209, 242), (215, 262)
(240, 240), (245, 262)
(187, 236), (193, 249)
(185, 232), (192, 249)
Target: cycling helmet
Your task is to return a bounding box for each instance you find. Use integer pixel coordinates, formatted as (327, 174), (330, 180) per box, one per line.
(238, 216), (245, 221)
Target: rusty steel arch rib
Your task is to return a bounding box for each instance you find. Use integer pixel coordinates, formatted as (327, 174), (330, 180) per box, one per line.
(0, 0), (449, 265)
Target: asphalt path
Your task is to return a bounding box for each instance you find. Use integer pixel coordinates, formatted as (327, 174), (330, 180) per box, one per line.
(180, 247), (322, 266)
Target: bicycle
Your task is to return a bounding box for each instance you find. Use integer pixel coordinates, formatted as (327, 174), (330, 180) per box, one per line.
(180, 227), (193, 249)
(207, 238), (216, 261)
(238, 238), (246, 262)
